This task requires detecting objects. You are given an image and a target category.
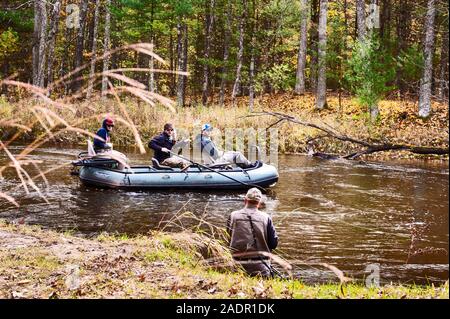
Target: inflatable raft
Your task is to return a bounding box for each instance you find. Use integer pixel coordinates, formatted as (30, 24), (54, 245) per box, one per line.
(71, 155), (279, 190)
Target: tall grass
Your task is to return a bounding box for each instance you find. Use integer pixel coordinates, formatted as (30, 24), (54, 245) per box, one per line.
(0, 43), (179, 208)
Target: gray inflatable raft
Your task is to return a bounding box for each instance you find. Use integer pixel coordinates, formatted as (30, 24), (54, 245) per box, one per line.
(72, 156), (278, 190)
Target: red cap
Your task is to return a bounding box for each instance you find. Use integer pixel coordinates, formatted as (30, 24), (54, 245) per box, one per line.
(104, 117), (115, 126)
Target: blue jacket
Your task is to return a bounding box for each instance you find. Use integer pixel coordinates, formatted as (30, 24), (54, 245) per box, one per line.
(93, 120), (111, 150)
(149, 132), (175, 162)
(193, 134), (220, 160)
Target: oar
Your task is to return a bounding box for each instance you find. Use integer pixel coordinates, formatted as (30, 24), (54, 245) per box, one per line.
(167, 150), (267, 193)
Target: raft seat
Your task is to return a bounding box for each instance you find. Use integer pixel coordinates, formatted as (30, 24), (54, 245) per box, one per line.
(151, 158), (174, 171)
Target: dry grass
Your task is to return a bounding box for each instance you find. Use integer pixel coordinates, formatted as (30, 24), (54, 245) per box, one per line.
(0, 43), (178, 207)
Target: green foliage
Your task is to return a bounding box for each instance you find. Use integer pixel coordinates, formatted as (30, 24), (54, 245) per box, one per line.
(0, 9), (34, 32)
(345, 35), (396, 111)
(0, 28), (19, 61)
(396, 44), (424, 84)
(255, 63), (295, 93)
(327, 1), (354, 88)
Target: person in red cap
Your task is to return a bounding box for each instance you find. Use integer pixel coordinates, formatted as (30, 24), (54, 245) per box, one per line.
(93, 117), (114, 153)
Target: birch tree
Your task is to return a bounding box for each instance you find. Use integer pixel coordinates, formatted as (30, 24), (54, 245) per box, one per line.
(315, 0), (328, 109)
(32, 0), (48, 88)
(418, 0), (436, 118)
(356, 0), (366, 41)
(177, 22), (188, 107)
(102, 0), (111, 98)
(87, 0), (100, 98)
(46, 0), (61, 90)
(295, 0), (309, 95)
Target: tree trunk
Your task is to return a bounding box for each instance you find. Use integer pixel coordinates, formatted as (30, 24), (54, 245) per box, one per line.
(72, 0), (88, 93)
(33, 0), (48, 88)
(343, 0), (349, 35)
(148, 38), (156, 93)
(101, 0), (111, 98)
(201, 0), (216, 106)
(255, 111), (449, 159)
(396, 0), (411, 94)
(177, 22), (188, 107)
(418, 0), (436, 118)
(356, 0), (366, 41)
(232, 0), (247, 107)
(249, 2), (257, 112)
(438, 26), (449, 101)
(59, 15), (72, 96)
(182, 23), (188, 100)
(147, 2), (156, 93)
(309, 0), (319, 91)
(295, 0), (309, 95)
(219, 0), (232, 106)
(46, 0), (61, 91)
(315, 0), (328, 109)
(380, 0), (391, 40)
(169, 29), (175, 96)
(86, 0), (100, 99)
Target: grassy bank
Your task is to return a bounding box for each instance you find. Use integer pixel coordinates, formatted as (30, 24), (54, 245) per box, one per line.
(0, 94), (448, 160)
(0, 219), (447, 299)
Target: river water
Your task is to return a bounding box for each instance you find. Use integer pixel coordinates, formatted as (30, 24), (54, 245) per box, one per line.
(0, 145), (448, 285)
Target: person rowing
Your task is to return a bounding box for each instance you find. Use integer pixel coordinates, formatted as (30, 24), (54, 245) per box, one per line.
(148, 123), (190, 170)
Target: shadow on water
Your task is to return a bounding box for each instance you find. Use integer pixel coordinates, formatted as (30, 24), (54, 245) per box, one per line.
(0, 145), (448, 285)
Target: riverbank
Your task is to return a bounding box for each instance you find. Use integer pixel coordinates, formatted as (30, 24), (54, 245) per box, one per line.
(0, 220), (447, 299)
(0, 94), (448, 160)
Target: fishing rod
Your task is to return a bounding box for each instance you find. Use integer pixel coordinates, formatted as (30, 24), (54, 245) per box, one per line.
(167, 150), (268, 193)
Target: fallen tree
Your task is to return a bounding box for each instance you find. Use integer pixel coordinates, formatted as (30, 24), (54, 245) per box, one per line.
(247, 111), (449, 160)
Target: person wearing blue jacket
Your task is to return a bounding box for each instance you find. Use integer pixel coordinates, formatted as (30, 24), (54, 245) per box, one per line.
(93, 117), (114, 152)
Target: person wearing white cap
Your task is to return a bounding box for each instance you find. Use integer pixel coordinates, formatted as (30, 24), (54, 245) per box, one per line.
(193, 123), (254, 168)
(226, 188), (278, 277)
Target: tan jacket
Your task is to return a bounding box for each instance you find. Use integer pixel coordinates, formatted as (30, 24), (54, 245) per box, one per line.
(227, 207), (278, 258)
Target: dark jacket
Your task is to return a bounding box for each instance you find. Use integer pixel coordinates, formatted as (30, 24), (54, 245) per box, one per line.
(148, 132), (175, 162)
(193, 133), (220, 160)
(93, 119), (111, 150)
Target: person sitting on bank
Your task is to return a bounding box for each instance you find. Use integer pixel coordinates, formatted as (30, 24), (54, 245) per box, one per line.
(193, 123), (254, 168)
(226, 188), (278, 277)
(93, 116), (115, 153)
(148, 123), (190, 170)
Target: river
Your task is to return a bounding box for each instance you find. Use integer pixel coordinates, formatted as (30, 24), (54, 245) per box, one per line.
(0, 145), (448, 285)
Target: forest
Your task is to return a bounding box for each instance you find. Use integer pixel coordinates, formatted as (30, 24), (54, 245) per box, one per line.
(0, 0), (448, 119)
